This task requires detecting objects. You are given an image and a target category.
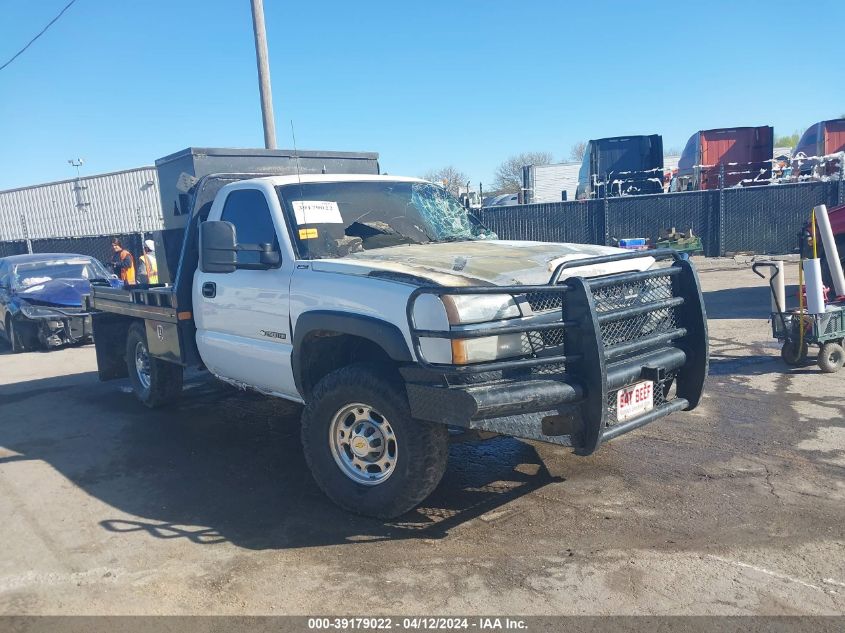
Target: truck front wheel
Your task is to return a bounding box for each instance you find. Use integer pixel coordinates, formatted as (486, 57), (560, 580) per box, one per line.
(125, 323), (183, 408)
(301, 364), (449, 519)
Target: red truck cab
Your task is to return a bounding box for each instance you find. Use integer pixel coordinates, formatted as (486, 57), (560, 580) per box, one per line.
(793, 119), (845, 178)
(673, 126), (774, 191)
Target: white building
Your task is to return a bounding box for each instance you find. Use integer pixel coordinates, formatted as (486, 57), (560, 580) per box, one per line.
(0, 167), (164, 242)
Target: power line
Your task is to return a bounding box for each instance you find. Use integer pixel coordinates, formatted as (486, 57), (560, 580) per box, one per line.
(0, 0), (80, 73)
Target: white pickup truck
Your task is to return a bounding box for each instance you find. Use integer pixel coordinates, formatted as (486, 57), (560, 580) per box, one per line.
(89, 172), (708, 518)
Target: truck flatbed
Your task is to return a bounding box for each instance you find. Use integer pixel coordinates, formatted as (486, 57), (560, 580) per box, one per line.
(89, 284), (179, 323)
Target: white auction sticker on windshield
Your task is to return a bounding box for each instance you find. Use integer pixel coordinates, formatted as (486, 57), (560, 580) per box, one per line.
(292, 200), (343, 225)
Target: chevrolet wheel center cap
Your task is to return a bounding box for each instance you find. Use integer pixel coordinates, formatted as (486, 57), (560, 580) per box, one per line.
(351, 437), (369, 457)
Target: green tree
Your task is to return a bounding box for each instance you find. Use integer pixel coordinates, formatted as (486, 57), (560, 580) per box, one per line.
(775, 132), (801, 148)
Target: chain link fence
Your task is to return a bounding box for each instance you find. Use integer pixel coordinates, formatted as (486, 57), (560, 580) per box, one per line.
(29, 234), (147, 265)
(605, 190), (720, 256)
(0, 241), (28, 257)
(480, 176), (844, 256)
(478, 200), (603, 245)
(722, 180), (840, 255)
(0, 234), (148, 266)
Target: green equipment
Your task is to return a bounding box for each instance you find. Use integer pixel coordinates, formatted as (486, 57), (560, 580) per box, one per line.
(656, 228), (704, 255)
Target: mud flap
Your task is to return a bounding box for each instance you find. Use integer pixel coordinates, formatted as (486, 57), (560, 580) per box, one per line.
(92, 312), (131, 380)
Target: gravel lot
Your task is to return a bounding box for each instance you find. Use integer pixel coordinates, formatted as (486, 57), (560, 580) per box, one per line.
(0, 267), (843, 615)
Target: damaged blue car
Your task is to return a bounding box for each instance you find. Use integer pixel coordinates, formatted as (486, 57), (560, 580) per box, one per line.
(0, 253), (116, 353)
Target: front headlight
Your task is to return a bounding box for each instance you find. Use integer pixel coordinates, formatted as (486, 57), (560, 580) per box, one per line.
(413, 293), (526, 365)
(19, 304), (62, 319)
(443, 294), (524, 364)
(441, 294), (521, 325)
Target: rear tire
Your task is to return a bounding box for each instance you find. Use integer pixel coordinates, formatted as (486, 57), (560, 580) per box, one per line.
(301, 364), (449, 519)
(781, 340), (808, 366)
(818, 341), (845, 373)
(125, 323), (183, 407)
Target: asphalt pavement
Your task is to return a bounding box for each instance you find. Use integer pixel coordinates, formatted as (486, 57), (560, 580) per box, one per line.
(0, 267), (843, 615)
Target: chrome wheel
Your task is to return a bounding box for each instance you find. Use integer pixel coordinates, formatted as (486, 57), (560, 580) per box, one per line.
(134, 340), (151, 390)
(329, 403), (397, 486)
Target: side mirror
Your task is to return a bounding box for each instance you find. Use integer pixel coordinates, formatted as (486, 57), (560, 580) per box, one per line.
(200, 221), (237, 273)
(259, 243), (281, 267)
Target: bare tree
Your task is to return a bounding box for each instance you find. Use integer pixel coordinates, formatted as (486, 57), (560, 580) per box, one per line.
(493, 151), (554, 193)
(422, 166), (470, 196)
(569, 141), (586, 162)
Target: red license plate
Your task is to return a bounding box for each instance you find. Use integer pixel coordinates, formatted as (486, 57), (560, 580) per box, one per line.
(616, 380), (654, 422)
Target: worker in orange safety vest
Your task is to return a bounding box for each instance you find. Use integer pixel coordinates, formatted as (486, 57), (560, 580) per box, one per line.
(110, 238), (136, 285)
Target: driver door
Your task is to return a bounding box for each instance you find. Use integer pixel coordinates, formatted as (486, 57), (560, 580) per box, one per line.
(193, 187), (298, 398)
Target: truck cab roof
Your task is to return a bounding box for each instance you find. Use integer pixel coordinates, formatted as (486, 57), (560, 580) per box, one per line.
(237, 174), (428, 188)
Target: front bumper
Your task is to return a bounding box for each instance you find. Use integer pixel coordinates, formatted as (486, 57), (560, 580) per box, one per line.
(20, 309), (93, 347)
(404, 250), (709, 455)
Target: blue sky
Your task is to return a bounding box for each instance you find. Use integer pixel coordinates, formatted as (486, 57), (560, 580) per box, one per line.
(1, 0), (843, 190)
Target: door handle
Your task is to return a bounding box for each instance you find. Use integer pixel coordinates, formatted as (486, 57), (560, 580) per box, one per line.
(202, 282), (217, 298)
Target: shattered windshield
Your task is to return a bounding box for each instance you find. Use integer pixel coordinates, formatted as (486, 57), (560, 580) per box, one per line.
(276, 181), (496, 259)
(12, 258), (110, 290)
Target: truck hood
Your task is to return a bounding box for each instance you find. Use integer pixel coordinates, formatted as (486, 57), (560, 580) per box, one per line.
(310, 240), (654, 286)
(15, 278), (90, 308)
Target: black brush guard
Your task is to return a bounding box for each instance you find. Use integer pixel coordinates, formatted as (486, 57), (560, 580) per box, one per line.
(403, 250), (708, 455)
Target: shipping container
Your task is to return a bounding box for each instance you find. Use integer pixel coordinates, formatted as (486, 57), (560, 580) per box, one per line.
(0, 167), (162, 242)
(674, 126), (774, 190)
(575, 135), (664, 199)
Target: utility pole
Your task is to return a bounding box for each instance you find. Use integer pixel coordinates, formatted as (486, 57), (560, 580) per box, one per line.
(250, 0), (277, 149)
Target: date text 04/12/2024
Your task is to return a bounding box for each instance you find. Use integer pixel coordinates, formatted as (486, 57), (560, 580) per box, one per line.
(307, 617), (528, 630)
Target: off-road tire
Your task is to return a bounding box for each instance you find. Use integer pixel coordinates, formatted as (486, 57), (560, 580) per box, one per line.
(781, 339), (808, 366)
(818, 341), (845, 373)
(6, 317), (34, 354)
(125, 323), (184, 408)
(301, 364), (449, 519)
